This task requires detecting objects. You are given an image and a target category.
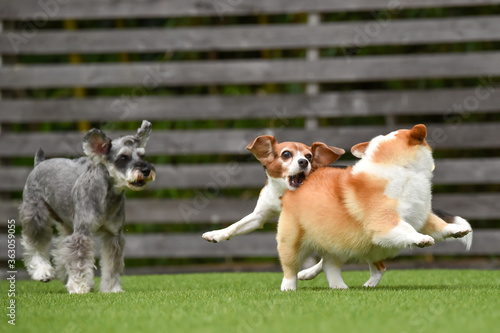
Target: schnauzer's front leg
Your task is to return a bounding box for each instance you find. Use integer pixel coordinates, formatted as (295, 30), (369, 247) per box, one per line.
(99, 231), (125, 293)
(61, 231), (96, 294)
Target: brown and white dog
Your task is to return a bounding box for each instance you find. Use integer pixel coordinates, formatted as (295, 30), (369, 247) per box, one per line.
(277, 125), (473, 291)
(202, 135), (345, 243)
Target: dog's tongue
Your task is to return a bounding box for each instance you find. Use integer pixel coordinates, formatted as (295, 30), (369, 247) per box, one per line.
(289, 173), (306, 187)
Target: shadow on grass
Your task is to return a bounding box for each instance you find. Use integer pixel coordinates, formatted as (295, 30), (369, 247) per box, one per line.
(299, 284), (492, 291)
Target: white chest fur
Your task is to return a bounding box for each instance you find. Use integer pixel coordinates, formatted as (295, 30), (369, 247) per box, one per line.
(254, 173), (289, 216)
(384, 166), (432, 231)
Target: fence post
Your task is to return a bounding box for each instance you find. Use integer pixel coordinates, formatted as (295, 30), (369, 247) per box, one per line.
(305, 13), (320, 131)
(64, 19), (90, 133)
(0, 20), (5, 201)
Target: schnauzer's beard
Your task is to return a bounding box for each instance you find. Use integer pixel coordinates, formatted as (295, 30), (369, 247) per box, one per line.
(105, 164), (155, 192)
(125, 169), (156, 191)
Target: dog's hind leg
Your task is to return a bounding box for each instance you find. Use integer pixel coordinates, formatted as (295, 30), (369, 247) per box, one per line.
(20, 198), (55, 282)
(421, 213), (472, 250)
(372, 219), (435, 249)
(363, 261), (386, 287)
(99, 231), (125, 293)
(323, 256), (348, 290)
(52, 222), (72, 284)
(60, 230), (95, 294)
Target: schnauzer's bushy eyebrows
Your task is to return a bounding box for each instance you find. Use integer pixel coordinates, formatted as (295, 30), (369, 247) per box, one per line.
(117, 136), (138, 146)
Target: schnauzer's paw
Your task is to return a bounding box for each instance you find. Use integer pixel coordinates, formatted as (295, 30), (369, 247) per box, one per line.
(31, 265), (55, 283)
(202, 231), (229, 243)
(100, 285), (125, 293)
(414, 235), (435, 248)
(66, 279), (93, 294)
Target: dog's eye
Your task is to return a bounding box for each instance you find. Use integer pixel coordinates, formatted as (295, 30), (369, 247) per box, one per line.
(305, 154), (312, 161)
(281, 151), (292, 159)
(117, 155), (130, 162)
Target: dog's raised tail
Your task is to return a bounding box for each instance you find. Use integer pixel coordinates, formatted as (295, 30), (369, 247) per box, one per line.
(34, 148), (45, 167)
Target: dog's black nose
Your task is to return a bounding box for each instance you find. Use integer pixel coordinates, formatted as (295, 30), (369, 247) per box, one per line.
(141, 166), (151, 177)
(298, 159), (309, 168)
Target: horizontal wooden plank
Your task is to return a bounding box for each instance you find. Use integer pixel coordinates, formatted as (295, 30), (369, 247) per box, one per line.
(3, 158), (500, 192)
(2, 87), (500, 123)
(1, 229), (499, 260)
(1, 123), (499, 158)
(2, 193), (500, 226)
(2, 51), (500, 89)
(3, 16), (500, 54)
(126, 193), (500, 223)
(1, 0), (499, 20)
(0, 163), (265, 192)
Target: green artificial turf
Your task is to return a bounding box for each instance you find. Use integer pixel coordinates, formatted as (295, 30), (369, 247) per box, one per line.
(1, 270), (499, 333)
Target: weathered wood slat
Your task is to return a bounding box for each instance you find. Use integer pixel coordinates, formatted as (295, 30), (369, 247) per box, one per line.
(2, 52), (500, 89)
(129, 193), (500, 223)
(2, 158), (500, 191)
(2, 193), (499, 226)
(2, 87), (500, 123)
(1, 0), (498, 20)
(1, 230), (499, 260)
(3, 16), (500, 54)
(0, 164), (265, 192)
(1, 123), (499, 158)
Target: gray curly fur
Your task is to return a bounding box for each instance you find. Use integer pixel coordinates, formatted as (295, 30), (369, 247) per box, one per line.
(19, 121), (155, 294)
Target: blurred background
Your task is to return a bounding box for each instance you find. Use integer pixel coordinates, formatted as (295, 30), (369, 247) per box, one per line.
(1, 0), (499, 277)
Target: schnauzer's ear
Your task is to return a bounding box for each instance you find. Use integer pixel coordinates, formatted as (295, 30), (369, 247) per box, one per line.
(351, 141), (370, 158)
(136, 120), (152, 148)
(246, 135), (277, 166)
(311, 142), (345, 168)
(83, 129), (112, 162)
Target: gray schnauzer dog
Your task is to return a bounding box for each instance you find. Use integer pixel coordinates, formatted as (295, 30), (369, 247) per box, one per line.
(20, 121), (156, 294)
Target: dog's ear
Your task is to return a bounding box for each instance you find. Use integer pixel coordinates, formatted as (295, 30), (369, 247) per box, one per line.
(311, 142), (345, 168)
(351, 141), (370, 158)
(246, 135), (277, 165)
(83, 129), (112, 162)
(136, 120), (152, 148)
(409, 124), (427, 143)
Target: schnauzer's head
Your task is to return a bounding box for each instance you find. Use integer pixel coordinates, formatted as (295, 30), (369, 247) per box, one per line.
(83, 120), (156, 191)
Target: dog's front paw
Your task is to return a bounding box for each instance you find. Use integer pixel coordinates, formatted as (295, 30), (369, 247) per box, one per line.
(202, 231), (229, 243)
(100, 281), (125, 293)
(415, 235), (435, 248)
(66, 278), (93, 294)
(31, 265), (55, 283)
(280, 277), (297, 291)
(66, 278), (94, 294)
(101, 286), (124, 293)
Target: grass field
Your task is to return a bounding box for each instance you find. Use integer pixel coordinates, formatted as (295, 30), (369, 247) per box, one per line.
(1, 270), (499, 333)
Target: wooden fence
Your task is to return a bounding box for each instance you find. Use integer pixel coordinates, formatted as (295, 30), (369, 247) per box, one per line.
(1, 0), (500, 269)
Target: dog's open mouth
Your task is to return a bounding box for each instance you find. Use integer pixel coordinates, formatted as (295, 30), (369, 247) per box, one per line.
(129, 180), (147, 188)
(288, 172), (306, 188)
